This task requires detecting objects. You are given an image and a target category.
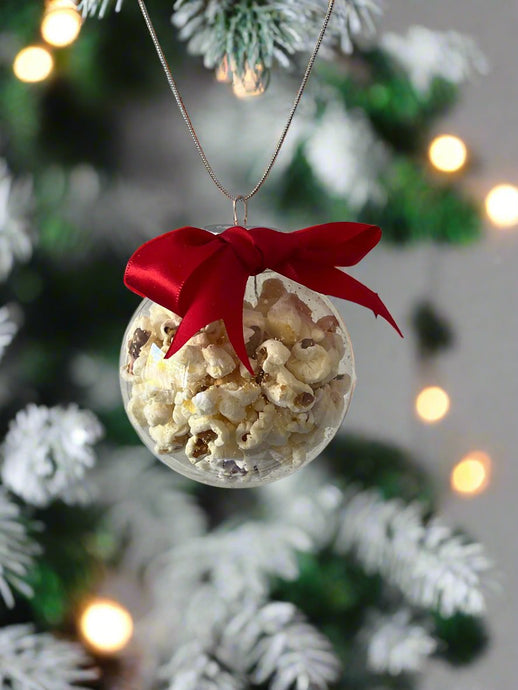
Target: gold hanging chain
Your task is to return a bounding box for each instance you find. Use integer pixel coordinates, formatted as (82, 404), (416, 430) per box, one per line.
(137, 0), (336, 206)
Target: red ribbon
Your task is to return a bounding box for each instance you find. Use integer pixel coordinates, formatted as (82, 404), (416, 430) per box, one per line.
(124, 223), (402, 373)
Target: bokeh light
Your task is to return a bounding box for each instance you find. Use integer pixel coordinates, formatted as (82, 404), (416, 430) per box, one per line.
(215, 55), (232, 84)
(429, 134), (467, 173)
(451, 451), (492, 496)
(232, 63), (267, 98)
(13, 46), (54, 83)
(41, 0), (82, 48)
(79, 598), (133, 655)
(485, 184), (518, 228)
(415, 386), (450, 423)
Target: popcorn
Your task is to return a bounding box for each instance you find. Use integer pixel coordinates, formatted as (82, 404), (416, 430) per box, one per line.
(120, 271), (354, 487)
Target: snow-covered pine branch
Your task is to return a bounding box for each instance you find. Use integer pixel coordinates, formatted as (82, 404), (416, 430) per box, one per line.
(155, 521), (311, 607)
(381, 26), (488, 94)
(95, 447), (206, 571)
(77, 0), (123, 18)
(0, 488), (40, 608)
(259, 465), (343, 549)
(79, 0), (383, 75)
(161, 641), (246, 690)
(0, 624), (97, 690)
(304, 103), (388, 208)
(1, 404), (103, 507)
(362, 609), (437, 675)
(160, 602), (341, 690)
(334, 488), (492, 617)
(0, 160), (33, 282)
(142, 520), (312, 659)
(224, 601), (341, 690)
(0, 305), (18, 363)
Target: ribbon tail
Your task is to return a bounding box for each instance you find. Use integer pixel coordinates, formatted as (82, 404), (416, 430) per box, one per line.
(165, 251), (254, 373)
(284, 264), (403, 337)
(166, 307), (211, 359)
(222, 282), (253, 376)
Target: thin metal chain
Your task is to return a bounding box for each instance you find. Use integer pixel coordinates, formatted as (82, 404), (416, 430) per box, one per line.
(137, 0), (335, 204)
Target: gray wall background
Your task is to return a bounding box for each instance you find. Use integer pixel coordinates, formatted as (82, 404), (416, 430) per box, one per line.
(120, 2), (518, 686)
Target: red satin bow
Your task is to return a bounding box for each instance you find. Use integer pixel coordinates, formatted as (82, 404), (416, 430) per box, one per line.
(124, 222), (402, 373)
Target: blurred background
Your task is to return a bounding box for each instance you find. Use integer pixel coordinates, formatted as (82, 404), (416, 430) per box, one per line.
(0, 1), (516, 689)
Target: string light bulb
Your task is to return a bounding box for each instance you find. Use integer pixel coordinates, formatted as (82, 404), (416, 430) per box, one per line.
(485, 184), (518, 228)
(79, 598), (133, 655)
(13, 46), (54, 83)
(415, 386), (450, 423)
(215, 55), (232, 84)
(428, 134), (467, 173)
(451, 451), (491, 496)
(232, 63), (268, 98)
(41, 0), (82, 48)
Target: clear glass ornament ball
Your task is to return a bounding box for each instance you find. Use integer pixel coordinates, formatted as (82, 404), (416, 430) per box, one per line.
(120, 232), (355, 488)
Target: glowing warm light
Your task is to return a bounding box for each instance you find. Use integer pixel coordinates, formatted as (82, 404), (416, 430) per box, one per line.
(451, 451), (491, 496)
(13, 46), (54, 83)
(415, 386), (450, 423)
(428, 134), (467, 173)
(485, 184), (518, 228)
(232, 63), (267, 98)
(79, 599), (133, 654)
(215, 55), (232, 84)
(41, 0), (82, 47)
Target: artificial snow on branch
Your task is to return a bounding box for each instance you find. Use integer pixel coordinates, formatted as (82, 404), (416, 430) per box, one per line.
(0, 160), (33, 282)
(0, 624), (97, 690)
(334, 488), (492, 617)
(95, 447), (206, 572)
(156, 521), (311, 606)
(381, 26), (488, 94)
(0, 488), (40, 608)
(304, 102), (388, 208)
(230, 601), (341, 690)
(161, 602), (341, 690)
(1, 404), (103, 507)
(363, 609), (437, 675)
(174, 0), (382, 76)
(79, 0), (383, 75)
(259, 465), (342, 548)
(161, 641), (246, 690)
(0, 305), (18, 363)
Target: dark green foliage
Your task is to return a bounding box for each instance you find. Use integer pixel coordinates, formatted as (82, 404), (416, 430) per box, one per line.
(411, 300), (455, 358)
(27, 503), (103, 626)
(273, 53), (483, 245)
(324, 435), (435, 505)
(331, 49), (460, 153)
(434, 612), (489, 665)
(363, 158), (481, 245)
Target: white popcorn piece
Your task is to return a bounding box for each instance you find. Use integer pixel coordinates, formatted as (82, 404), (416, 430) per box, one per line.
(186, 416), (233, 463)
(160, 314), (182, 342)
(286, 339), (332, 384)
(258, 339), (291, 373)
(127, 395), (147, 428)
(192, 382), (261, 424)
(149, 302), (176, 332)
(143, 401), (173, 427)
(261, 365), (316, 413)
(202, 344), (237, 379)
(256, 277), (288, 314)
(217, 382), (261, 424)
(149, 421), (188, 453)
(266, 293), (324, 345)
(236, 402), (276, 450)
(168, 345), (208, 392)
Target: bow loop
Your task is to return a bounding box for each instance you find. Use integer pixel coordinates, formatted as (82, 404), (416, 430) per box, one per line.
(124, 222), (401, 373)
(219, 226), (265, 275)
